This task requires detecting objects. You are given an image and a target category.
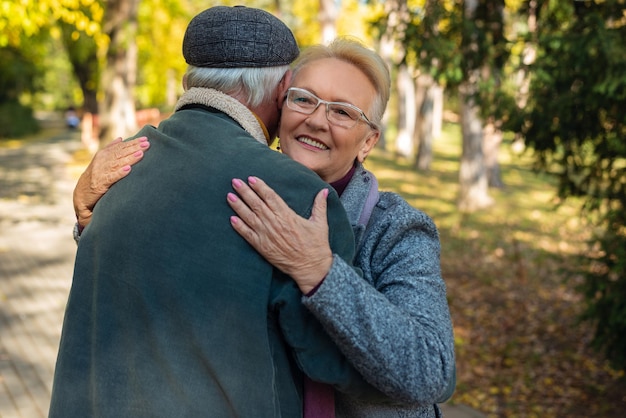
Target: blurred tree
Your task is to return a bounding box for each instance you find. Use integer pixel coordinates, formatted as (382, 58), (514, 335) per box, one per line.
(0, 46), (42, 137)
(457, 0), (493, 212)
(372, 0), (414, 157)
(371, 0), (524, 211)
(97, 0), (141, 145)
(319, 0), (339, 43)
(134, 0), (190, 109)
(403, 0), (460, 170)
(0, 0), (104, 137)
(518, 0), (626, 370)
(59, 20), (100, 114)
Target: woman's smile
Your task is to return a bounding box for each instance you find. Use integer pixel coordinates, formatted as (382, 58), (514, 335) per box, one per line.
(295, 135), (329, 151)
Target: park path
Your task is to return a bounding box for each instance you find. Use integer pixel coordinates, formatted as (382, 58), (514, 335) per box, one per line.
(0, 129), (81, 418)
(0, 128), (482, 418)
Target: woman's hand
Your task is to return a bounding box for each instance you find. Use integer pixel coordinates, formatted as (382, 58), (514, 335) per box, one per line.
(74, 136), (150, 228)
(227, 176), (333, 294)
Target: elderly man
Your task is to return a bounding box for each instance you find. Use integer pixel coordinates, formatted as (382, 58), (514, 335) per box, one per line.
(49, 6), (372, 417)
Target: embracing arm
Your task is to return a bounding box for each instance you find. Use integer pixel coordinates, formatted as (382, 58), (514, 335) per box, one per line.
(73, 137), (149, 231)
(303, 199), (456, 404)
(228, 179), (455, 404)
(228, 177), (387, 399)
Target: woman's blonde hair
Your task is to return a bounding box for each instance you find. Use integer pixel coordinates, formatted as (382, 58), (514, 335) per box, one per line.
(292, 37), (391, 130)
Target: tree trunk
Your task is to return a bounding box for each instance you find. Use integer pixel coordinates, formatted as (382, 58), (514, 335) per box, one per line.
(60, 24), (99, 114)
(415, 74), (443, 171)
(377, 0), (410, 153)
(458, 86), (493, 211)
(98, 0), (140, 147)
(512, 0), (537, 155)
(432, 83), (443, 140)
(484, 118), (504, 188)
(457, 0), (492, 212)
(319, 0), (338, 45)
(395, 64), (417, 158)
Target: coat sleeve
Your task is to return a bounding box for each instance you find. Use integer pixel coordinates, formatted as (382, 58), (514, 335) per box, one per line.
(269, 188), (388, 400)
(302, 195), (456, 404)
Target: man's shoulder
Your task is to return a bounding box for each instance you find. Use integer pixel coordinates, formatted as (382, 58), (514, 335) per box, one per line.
(249, 154), (329, 204)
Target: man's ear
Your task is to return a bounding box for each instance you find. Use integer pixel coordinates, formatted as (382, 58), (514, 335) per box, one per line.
(182, 74), (188, 90)
(276, 70), (292, 108)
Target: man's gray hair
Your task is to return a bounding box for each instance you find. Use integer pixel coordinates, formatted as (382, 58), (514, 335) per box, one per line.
(184, 65), (290, 108)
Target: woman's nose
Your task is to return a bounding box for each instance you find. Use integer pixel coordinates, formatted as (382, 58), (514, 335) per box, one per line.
(306, 104), (329, 127)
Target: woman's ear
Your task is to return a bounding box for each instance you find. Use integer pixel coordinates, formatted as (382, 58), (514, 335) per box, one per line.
(357, 130), (381, 163)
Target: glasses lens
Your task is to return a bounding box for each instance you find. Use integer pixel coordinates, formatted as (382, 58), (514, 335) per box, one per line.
(327, 104), (360, 127)
(287, 89), (318, 114)
(286, 88), (370, 129)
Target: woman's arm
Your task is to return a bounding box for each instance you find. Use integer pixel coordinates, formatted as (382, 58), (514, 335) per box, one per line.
(227, 178), (455, 404)
(74, 136), (150, 228)
(303, 198), (455, 403)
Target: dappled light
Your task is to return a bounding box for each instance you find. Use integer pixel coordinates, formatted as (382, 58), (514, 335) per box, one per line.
(367, 124), (626, 416)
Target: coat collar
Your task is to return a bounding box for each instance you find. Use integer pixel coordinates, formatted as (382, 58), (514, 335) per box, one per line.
(175, 87), (268, 145)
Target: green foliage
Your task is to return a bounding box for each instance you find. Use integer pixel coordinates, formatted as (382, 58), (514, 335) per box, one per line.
(0, 47), (39, 102)
(519, 0), (626, 370)
(0, 45), (43, 138)
(134, 0), (194, 108)
(0, 101), (40, 138)
(581, 207), (626, 371)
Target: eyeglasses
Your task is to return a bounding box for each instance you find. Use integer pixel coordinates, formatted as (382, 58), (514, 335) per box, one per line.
(285, 87), (376, 130)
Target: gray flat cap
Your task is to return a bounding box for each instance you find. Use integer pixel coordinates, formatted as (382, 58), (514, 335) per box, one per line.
(183, 5), (299, 68)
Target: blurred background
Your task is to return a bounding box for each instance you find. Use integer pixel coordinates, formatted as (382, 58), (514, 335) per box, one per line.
(1, 0), (625, 416)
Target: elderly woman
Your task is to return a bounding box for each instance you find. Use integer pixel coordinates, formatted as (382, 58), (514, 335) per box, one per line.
(73, 38), (455, 417)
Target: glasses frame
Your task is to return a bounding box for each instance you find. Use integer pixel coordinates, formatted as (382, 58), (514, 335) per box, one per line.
(285, 87), (377, 130)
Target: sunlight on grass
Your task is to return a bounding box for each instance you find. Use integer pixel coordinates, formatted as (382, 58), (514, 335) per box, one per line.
(364, 123), (623, 416)
(0, 139), (25, 149)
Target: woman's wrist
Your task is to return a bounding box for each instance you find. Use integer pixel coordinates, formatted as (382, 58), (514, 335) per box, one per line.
(295, 255), (333, 294)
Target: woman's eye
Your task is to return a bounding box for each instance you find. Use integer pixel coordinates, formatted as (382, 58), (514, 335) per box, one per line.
(331, 107), (355, 119)
(295, 97), (314, 106)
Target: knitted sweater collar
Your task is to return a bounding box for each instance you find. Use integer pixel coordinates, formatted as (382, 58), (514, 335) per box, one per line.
(174, 87), (269, 145)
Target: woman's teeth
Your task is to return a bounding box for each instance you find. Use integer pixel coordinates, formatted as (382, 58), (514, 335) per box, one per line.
(297, 137), (329, 150)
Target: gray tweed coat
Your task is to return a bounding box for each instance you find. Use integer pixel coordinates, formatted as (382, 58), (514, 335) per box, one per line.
(303, 164), (456, 418)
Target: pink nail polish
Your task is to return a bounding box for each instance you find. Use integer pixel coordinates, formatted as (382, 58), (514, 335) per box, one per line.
(232, 179), (242, 188)
(248, 176), (257, 185)
(133, 151), (143, 157)
(227, 193), (237, 202)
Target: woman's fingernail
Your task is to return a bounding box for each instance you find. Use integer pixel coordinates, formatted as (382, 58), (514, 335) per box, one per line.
(323, 188), (329, 198)
(133, 151), (143, 157)
(122, 165), (131, 172)
(227, 193), (238, 202)
(232, 179), (243, 188)
(248, 176), (257, 185)
(140, 141), (149, 148)
(230, 216), (239, 225)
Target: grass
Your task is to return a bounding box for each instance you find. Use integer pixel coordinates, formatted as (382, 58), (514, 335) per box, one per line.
(365, 122), (626, 417)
